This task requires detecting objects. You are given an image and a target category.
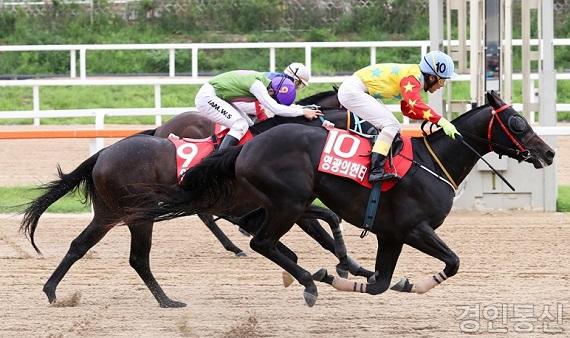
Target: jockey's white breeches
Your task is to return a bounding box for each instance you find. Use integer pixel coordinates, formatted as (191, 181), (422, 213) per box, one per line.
(338, 75), (400, 155)
(195, 83), (251, 140)
(338, 75), (401, 137)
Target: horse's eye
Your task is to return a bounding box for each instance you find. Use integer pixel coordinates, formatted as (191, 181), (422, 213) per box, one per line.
(508, 115), (528, 134)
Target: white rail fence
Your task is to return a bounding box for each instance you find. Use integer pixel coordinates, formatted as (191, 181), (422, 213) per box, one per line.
(1, 39), (569, 127)
(2, 39), (570, 79)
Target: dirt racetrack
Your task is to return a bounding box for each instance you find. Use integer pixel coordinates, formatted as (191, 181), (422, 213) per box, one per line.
(0, 130), (569, 337)
(0, 212), (569, 337)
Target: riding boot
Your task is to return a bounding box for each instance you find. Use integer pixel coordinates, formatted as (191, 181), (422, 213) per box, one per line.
(369, 152), (398, 183)
(218, 135), (240, 152)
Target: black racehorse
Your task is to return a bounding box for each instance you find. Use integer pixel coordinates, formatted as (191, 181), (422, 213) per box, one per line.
(149, 89), (342, 256)
(19, 93), (373, 308)
(129, 91), (555, 307)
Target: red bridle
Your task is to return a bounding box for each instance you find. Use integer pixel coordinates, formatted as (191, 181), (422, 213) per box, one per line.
(487, 104), (528, 154)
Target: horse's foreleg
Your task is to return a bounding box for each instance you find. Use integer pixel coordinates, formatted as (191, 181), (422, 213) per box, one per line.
(198, 213), (246, 257)
(127, 222), (186, 308)
(313, 237), (402, 295)
(43, 218), (113, 304)
(391, 221), (459, 294)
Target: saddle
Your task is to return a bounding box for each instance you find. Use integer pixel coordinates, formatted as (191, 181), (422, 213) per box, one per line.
(168, 126), (253, 179)
(347, 111), (377, 136)
(346, 110), (404, 158)
(346, 113), (404, 175)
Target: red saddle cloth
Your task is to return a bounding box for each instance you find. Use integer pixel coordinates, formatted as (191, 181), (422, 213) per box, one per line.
(317, 128), (413, 191)
(168, 124), (253, 179)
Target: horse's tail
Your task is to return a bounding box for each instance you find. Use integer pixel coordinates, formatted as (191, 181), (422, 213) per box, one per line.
(127, 145), (243, 224)
(20, 151), (100, 254)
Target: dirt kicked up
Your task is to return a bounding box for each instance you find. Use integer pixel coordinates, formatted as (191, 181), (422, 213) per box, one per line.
(0, 212), (568, 337)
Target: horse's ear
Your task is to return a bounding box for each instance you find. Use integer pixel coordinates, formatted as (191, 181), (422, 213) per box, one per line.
(486, 90), (506, 109)
(332, 85), (339, 93)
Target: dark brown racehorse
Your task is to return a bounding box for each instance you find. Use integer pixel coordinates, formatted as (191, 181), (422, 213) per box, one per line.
(128, 91), (555, 306)
(19, 93), (372, 308)
(150, 89), (342, 256)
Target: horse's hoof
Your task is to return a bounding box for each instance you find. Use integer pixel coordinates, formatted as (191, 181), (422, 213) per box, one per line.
(43, 285), (57, 304)
(159, 299), (187, 308)
(303, 291), (318, 307)
(335, 264), (349, 279)
(282, 271), (295, 288)
(235, 251), (247, 257)
(367, 273), (377, 284)
(311, 268), (328, 282)
(390, 277), (413, 293)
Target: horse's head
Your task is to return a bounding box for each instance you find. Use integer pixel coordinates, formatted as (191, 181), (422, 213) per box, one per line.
(485, 90), (555, 168)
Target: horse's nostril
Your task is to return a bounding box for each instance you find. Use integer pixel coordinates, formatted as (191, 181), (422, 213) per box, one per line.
(546, 150), (555, 160)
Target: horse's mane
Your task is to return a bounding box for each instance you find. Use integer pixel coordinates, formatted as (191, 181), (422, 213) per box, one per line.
(418, 103), (491, 141)
(296, 90), (337, 106)
(451, 103), (491, 124)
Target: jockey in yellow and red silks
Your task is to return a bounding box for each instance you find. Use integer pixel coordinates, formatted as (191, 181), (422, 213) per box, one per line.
(338, 50), (461, 183)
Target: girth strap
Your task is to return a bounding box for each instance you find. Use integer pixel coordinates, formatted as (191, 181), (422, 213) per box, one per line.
(361, 182), (381, 238)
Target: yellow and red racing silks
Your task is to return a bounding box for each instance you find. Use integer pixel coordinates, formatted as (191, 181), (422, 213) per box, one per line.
(399, 75), (442, 125)
(354, 63), (442, 124)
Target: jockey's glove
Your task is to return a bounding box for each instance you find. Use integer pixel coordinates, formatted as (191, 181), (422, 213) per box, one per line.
(437, 117), (462, 140)
(321, 120), (335, 130)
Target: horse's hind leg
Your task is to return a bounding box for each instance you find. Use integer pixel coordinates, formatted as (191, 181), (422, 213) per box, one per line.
(249, 206), (320, 307)
(298, 207), (374, 279)
(391, 221), (460, 294)
(127, 221), (186, 308)
(197, 213), (246, 257)
(250, 233), (319, 307)
(43, 217), (114, 304)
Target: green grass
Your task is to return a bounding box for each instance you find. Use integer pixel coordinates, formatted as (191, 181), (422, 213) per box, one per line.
(557, 185), (570, 212)
(0, 186), (91, 213)
(1, 185), (568, 213)
(2, 80), (569, 125)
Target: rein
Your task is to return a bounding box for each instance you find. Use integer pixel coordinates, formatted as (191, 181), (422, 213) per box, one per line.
(398, 152), (457, 193)
(421, 136), (459, 190)
(420, 104), (519, 192)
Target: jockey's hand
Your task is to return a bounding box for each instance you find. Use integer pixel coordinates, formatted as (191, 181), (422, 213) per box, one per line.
(303, 108), (323, 120)
(322, 120), (335, 130)
(437, 117), (462, 140)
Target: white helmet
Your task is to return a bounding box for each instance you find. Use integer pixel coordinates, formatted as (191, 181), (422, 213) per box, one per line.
(284, 62), (310, 87)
